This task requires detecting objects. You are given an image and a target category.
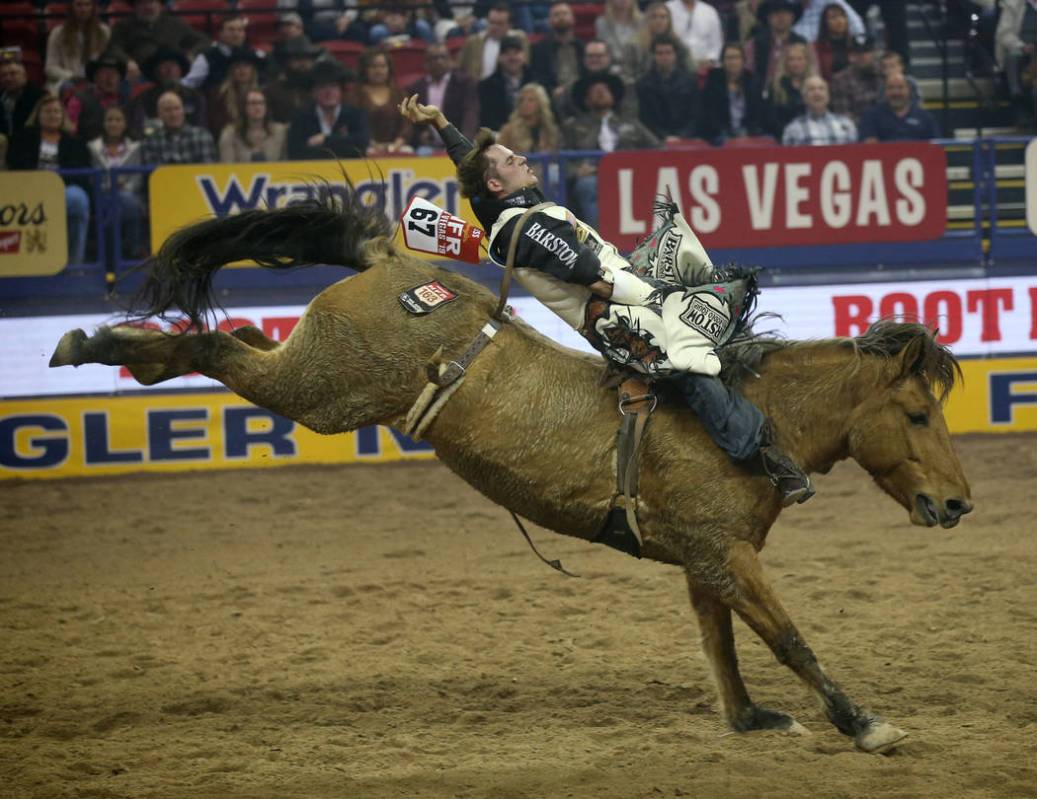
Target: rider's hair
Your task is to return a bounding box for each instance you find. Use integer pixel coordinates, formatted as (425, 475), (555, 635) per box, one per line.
(456, 128), (500, 199)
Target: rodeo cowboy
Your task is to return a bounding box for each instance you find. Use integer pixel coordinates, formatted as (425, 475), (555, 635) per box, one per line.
(398, 95), (814, 506)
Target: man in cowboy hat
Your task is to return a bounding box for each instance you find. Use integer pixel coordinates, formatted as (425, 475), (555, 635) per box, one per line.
(399, 94), (815, 505)
(286, 59), (368, 160)
(69, 51), (131, 141)
(563, 70), (658, 228)
(129, 46), (206, 136)
(745, 0), (813, 84)
(267, 36), (324, 123)
(108, 0), (208, 80)
(183, 13), (267, 91)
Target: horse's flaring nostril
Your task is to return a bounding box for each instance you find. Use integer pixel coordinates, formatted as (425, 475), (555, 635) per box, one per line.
(945, 498), (973, 518)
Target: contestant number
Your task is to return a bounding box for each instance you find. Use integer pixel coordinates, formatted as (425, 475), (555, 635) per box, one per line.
(406, 206), (439, 238)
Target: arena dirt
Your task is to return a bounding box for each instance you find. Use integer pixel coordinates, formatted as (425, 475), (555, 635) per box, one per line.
(2, 433), (1035, 799)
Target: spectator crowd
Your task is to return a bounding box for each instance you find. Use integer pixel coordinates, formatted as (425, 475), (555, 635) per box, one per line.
(1, 0), (999, 262)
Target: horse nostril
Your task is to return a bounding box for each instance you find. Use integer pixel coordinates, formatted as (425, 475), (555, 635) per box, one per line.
(945, 498), (973, 518)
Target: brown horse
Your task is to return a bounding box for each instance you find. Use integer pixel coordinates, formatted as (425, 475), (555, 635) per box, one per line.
(49, 196), (972, 754)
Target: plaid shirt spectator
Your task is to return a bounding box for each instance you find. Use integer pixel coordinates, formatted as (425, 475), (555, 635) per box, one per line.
(141, 123), (216, 164)
(782, 110), (857, 144)
(829, 61), (881, 122)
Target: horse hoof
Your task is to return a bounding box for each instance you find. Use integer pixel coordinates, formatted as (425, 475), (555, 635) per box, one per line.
(50, 329), (88, 367)
(855, 721), (908, 754)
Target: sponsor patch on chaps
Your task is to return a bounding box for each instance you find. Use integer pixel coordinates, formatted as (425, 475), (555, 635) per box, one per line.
(679, 292), (729, 344)
(398, 281), (458, 315)
(0, 230), (22, 254)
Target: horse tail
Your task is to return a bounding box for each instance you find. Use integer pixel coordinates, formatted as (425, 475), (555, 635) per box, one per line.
(133, 188), (393, 331)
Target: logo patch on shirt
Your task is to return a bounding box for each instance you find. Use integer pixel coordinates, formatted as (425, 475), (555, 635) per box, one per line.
(679, 291), (729, 344)
(399, 281), (458, 315)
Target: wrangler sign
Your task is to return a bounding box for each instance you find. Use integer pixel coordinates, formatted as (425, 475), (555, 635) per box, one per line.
(597, 142), (947, 251)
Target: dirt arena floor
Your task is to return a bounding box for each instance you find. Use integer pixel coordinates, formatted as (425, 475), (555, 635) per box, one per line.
(2, 433), (1036, 799)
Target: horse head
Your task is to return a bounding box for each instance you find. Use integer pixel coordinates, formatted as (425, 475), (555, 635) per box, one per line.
(846, 323), (972, 529)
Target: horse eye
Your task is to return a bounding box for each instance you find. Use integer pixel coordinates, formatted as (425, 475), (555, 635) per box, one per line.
(907, 411), (929, 427)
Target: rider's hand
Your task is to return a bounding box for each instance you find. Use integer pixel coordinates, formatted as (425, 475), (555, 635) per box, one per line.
(398, 94), (447, 129)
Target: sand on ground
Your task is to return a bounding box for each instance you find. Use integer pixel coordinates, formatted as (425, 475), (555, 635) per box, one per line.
(1, 433), (1035, 799)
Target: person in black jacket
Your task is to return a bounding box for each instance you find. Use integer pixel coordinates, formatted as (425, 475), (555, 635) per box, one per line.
(699, 41), (765, 144)
(528, 2), (585, 95)
(287, 59), (369, 160)
(0, 59), (46, 139)
(7, 94), (92, 265)
(477, 36), (533, 131)
(636, 33), (701, 141)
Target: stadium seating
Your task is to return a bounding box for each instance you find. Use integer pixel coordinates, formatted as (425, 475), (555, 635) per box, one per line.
(323, 40), (365, 71)
(236, 0), (280, 47)
(171, 0), (226, 37)
(43, 3), (68, 32)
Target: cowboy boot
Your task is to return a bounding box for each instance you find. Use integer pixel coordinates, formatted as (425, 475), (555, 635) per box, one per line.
(759, 421), (815, 507)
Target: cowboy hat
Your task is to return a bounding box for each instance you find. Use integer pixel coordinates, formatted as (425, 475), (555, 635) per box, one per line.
(307, 58), (353, 88)
(573, 71), (625, 112)
(86, 51), (127, 81)
(756, 0), (804, 23)
(142, 47), (190, 82)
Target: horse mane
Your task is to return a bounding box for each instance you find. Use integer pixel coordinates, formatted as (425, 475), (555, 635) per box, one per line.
(719, 317), (962, 402)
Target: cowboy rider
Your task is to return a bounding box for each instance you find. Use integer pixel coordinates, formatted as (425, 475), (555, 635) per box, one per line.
(398, 95), (813, 506)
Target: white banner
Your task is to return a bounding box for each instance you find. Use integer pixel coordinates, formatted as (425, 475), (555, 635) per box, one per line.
(3, 275), (1036, 399)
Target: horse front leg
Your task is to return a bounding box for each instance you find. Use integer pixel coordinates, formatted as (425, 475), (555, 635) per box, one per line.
(721, 541), (907, 754)
(688, 583), (806, 735)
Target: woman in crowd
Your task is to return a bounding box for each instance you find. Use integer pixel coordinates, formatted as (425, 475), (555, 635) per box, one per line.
(638, 3), (680, 73)
(87, 104), (145, 259)
(207, 49), (264, 140)
(7, 94), (91, 265)
(596, 0), (643, 81)
(355, 48), (413, 155)
(700, 41), (764, 144)
(44, 0), (110, 94)
(497, 83), (559, 184)
(219, 89), (287, 162)
(762, 40), (813, 137)
(814, 3), (852, 82)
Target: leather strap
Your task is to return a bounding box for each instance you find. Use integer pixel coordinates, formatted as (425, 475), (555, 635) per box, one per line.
(435, 317), (504, 388)
(615, 376), (656, 550)
(496, 201), (555, 321)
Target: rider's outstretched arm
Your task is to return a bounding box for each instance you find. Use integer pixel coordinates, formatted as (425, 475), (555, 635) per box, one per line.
(399, 95), (473, 166)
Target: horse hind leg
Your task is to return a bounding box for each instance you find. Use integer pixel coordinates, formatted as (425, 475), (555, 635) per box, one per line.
(720, 541), (907, 754)
(688, 583), (808, 736)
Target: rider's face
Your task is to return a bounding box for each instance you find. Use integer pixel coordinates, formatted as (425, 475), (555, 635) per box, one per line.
(485, 144), (538, 195)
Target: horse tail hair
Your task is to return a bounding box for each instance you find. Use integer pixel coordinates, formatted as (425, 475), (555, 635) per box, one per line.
(132, 186), (393, 332)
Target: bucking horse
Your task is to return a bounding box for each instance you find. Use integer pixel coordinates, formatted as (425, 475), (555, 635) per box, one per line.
(49, 193), (972, 754)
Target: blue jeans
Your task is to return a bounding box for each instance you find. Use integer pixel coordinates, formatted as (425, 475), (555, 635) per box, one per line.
(115, 189), (146, 258)
(369, 19), (433, 44)
(677, 373), (764, 462)
(572, 174), (599, 230)
(65, 184), (89, 265)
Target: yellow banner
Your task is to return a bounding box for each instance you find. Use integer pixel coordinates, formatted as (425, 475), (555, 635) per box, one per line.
(147, 158), (475, 257)
(0, 171), (68, 277)
(0, 392), (433, 480)
(2, 355), (1033, 480)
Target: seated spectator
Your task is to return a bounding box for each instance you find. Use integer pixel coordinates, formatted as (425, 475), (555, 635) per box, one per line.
(762, 40), (814, 135)
(530, 3), (585, 95)
(829, 33), (881, 122)
(287, 60), (369, 160)
(183, 14), (267, 93)
(266, 38), (323, 124)
(555, 40), (638, 124)
(129, 48), (207, 137)
(665, 0), (724, 69)
(781, 74), (856, 143)
(67, 51), (131, 142)
(7, 95), (91, 265)
(369, 6), (435, 46)
(0, 58), (46, 139)
(355, 48), (412, 155)
(458, 3), (529, 82)
(219, 89), (287, 162)
(793, 0), (863, 42)
(700, 41), (765, 143)
(636, 33), (701, 141)
(478, 36), (533, 131)
(108, 0), (209, 82)
(563, 73), (659, 228)
(497, 83), (561, 168)
(637, 3), (683, 73)
(746, 0), (813, 85)
(207, 48), (265, 139)
(406, 44), (479, 150)
(596, 0), (643, 81)
(141, 90), (217, 164)
(44, 0), (111, 95)
(858, 71), (941, 141)
(270, 13), (310, 76)
(730, 0), (764, 44)
(87, 105), (146, 258)
(878, 51), (922, 104)
(814, 3), (853, 81)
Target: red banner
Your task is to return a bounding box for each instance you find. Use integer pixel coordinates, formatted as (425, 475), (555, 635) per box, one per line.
(597, 142), (947, 251)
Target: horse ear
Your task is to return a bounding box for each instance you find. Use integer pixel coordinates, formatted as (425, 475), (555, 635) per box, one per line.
(894, 334), (927, 381)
